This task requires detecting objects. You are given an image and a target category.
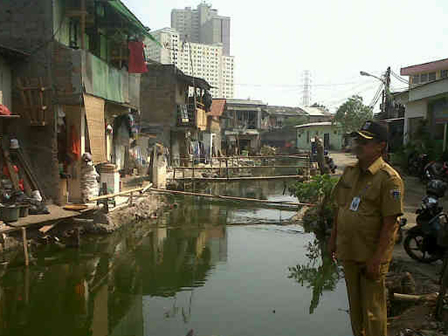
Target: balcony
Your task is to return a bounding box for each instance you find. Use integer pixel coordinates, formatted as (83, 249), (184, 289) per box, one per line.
(53, 43), (140, 108)
(176, 102), (207, 130)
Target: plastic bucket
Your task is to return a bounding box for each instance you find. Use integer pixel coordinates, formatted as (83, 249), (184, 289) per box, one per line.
(0, 206), (20, 222)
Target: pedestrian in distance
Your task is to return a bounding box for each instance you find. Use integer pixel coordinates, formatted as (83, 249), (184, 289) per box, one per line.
(328, 120), (404, 336)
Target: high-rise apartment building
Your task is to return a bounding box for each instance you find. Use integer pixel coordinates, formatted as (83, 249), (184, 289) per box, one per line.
(145, 28), (234, 99)
(171, 3), (230, 56)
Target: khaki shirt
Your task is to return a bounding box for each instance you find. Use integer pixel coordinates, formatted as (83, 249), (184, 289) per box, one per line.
(333, 157), (404, 262)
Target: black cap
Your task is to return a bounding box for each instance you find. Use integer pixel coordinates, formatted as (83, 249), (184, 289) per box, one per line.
(350, 120), (388, 142)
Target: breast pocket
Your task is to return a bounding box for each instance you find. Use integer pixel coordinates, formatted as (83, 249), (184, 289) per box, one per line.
(335, 182), (352, 207)
(361, 186), (381, 214)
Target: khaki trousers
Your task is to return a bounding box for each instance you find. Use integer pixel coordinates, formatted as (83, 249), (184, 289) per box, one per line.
(342, 261), (390, 336)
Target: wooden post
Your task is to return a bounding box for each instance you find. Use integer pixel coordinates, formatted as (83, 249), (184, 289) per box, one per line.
(102, 182), (109, 213)
(21, 227), (29, 267)
(226, 157), (229, 179)
(129, 191), (134, 205)
(173, 167), (176, 180)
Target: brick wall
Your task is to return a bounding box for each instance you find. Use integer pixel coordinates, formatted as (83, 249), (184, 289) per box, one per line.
(0, 0), (60, 201)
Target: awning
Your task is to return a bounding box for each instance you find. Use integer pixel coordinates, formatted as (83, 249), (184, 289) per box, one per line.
(83, 94), (107, 163)
(107, 0), (161, 47)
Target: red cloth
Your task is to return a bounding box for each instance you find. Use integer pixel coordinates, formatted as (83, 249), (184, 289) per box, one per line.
(0, 104), (11, 115)
(128, 41), (148, 73)
(70, 125), (81, 160)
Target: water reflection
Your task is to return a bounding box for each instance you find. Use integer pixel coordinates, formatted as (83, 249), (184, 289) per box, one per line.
(0, 181), (350, 336)
(288, 236), (342, 314)
(0, 221), (227, 336)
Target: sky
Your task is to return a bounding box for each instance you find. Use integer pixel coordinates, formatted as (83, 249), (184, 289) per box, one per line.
(123, 0), (448, 112)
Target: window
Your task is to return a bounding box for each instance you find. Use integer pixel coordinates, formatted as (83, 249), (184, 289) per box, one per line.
(442, 70), (448, 79)
(429, 72), (436, 81)
(420, 73), (428, 83)
(412, 75), (419, 84)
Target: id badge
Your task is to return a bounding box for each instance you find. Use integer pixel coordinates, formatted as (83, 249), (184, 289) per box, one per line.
(349, 197), (361, 212)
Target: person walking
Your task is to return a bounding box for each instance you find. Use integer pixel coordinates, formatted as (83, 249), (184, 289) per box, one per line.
(328, 120), (404, 336)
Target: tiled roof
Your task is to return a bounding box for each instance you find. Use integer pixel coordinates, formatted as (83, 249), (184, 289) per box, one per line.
(401, 57), (448, 76)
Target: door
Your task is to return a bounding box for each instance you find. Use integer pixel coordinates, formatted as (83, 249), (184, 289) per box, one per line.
(324, 133), (330, 149)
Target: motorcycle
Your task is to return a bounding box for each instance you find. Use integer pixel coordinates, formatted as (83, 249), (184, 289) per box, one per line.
(407, 152), (429, 179)
(324, 150), (337, 173)
(423, 160), (448, 182)
(403, 179), (448, 263)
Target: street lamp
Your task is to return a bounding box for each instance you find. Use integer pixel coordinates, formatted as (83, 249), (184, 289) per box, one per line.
(359, 71), (385, 83)
(360, 68), (391, 119)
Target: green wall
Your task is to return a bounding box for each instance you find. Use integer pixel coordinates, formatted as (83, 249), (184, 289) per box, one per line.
(296, 125), (343, 150)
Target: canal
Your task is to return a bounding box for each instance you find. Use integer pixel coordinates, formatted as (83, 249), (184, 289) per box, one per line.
(0, 181), (351, 336)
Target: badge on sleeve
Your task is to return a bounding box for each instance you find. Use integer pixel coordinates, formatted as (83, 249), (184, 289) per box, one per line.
(391, 189), (401, 200)
(349, 197), (361, 211)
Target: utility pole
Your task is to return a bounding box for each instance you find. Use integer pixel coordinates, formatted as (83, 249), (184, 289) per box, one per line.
(382, 66), (391, 119)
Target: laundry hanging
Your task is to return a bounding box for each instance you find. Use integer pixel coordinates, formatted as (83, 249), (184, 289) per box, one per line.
(128, 41), (148, 73)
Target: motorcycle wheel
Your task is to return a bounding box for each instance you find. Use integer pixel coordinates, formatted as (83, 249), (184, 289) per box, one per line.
(403, 228), (442, 263)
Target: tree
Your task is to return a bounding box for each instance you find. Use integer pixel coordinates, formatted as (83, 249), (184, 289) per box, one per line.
(334, 95), (373, 134)
(310, 103), (329, 113)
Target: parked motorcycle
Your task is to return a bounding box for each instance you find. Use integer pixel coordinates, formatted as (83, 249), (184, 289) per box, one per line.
(423, 160), (448, 182)
(404, 179), (448, 263)
(407, 152), (429, 179)
(324, 150), (337, 173)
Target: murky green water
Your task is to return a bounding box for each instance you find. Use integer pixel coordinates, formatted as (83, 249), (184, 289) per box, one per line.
(0, 181), (351, 336)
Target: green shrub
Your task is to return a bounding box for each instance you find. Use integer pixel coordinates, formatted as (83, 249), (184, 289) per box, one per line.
(289, 174), (338, 233)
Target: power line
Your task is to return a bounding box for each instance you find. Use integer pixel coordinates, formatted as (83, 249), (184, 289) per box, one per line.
(369, 83), (383, 108)
(391, 70), (409, 84)
(234, 80), (362, 88)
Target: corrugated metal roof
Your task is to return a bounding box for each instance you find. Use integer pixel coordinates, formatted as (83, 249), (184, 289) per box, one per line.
(226, 99), (265, 106)
(265, 105), (307, 116)
(226, 106), (261, 112)
(295, 122), (338, 128)
(210, 99), (226, 117)
(300, 106), (331, 116)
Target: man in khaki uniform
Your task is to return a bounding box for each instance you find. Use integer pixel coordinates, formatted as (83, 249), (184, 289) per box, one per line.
(328, 121), (404, 336)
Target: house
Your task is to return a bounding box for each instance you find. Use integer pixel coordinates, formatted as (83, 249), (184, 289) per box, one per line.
(260, 105), (307, 148)
(300, 106), (333, 123)
(139, 63), (212, 166)
(295, 122), (343, 150)
(263, 105), (307, 130)
(400, 58), (448, 145)
(207, 99), (226, 157)
(0, 0), (152, 203)
(221, 99), (267, 155)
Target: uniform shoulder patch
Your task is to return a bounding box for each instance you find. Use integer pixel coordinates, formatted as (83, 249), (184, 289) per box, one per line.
(390, 189), (401, 200)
